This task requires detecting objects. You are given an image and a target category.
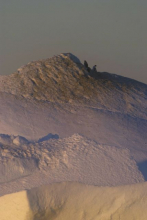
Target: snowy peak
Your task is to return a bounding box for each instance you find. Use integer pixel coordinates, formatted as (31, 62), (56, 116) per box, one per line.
(0, 53), (147, 119)
(59, 53), (81, 64)
(16, 53), (82, 75)
(0, 53), (87, 101)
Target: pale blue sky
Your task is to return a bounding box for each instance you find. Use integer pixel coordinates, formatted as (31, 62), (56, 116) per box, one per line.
(1, 0), (147, 83)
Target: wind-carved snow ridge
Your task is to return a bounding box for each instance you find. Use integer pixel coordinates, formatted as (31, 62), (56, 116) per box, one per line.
(37, 133), (59, 143)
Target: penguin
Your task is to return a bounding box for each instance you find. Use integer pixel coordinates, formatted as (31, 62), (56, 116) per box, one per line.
(84, 60), (88, 69)
(92, 65), (97, 72)
(84, 60), (91, 73)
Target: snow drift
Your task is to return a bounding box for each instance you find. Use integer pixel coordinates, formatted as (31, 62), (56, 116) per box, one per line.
(0, 134), (144, 196)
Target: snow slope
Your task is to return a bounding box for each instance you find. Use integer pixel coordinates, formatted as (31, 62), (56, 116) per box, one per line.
(0, 53), (147, 218)
(0, 53), (147, 164)
(1, 181), (147, 220)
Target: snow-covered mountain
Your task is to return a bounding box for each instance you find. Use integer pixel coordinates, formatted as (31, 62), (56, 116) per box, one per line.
(0, 53), (147, 160)
(0, 53), (147, 118)
(0, 53), (147, 219)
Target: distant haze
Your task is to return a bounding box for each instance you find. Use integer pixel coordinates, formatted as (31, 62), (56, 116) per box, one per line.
(1, 0), (147, 84)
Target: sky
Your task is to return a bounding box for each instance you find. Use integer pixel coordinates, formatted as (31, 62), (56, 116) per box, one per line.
(0, 0), (147, 84)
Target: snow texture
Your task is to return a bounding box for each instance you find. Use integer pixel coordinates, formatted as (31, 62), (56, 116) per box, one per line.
(0, 134), (144, 196)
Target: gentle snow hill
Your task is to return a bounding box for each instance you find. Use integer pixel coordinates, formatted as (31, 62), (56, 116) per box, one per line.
(1, 181), (147, 220)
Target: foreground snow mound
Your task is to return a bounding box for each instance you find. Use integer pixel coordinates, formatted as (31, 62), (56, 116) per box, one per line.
(0, 134), (144, 195)
(0, 181), (147, 220)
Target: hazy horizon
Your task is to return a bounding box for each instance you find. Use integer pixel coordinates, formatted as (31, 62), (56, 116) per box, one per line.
(1, 0), (147, 84)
